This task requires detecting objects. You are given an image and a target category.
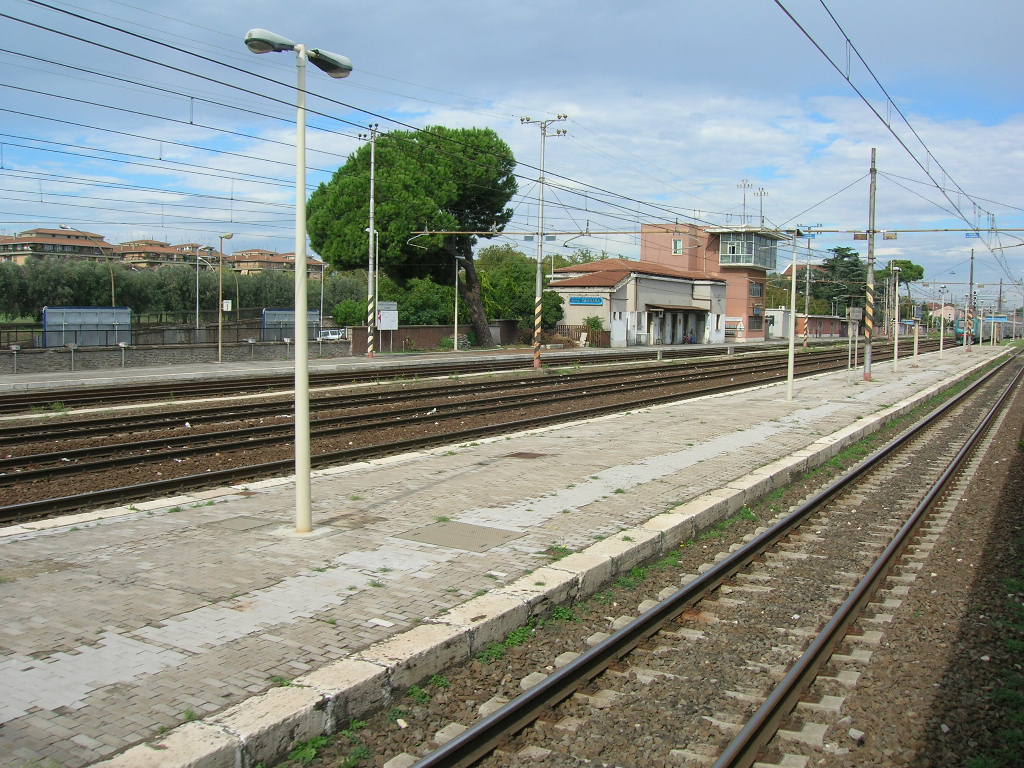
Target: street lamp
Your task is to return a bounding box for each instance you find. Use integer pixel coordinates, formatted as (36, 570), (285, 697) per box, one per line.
(937, 285), (947, 358)
(195, 247), (216, 335)
(245, 27), (352, 534)
(218, 233), (233, 363)
(59, 224), (115, 306)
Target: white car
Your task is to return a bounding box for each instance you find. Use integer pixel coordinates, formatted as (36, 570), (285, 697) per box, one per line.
(317, 329), (347, 341)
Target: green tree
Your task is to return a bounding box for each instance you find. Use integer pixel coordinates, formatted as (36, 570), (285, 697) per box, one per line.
(476, 245), (562, 330)
(332, 299), (365, 326)
(814, 246), (867, 314)
(307, 125), (518, 346)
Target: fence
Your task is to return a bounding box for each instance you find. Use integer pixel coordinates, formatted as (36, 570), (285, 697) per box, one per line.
(0, 322), (335, 349)
(553, 324), (611, 347)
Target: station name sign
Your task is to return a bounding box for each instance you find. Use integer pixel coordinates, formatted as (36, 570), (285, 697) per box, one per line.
(569, 296), (604, 305)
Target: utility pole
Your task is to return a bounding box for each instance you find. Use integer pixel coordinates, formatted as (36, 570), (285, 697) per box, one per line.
(521, 114), (567, 369)
(892, 265), (901, 372)
(863, 148), (877, 381)
(803, 240), (811, 348)
(738, 179), (753, 225)
(360, 124), (379, 358)
(754, 187), (768, 227)
(966, 249), (975, 351)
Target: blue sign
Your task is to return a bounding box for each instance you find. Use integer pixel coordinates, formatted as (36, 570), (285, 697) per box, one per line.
(569, 296), (604, 306)
(965, 232), (980, 238)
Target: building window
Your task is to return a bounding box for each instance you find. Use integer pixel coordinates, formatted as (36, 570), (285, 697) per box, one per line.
(748, 315), (764, 331)
(749, 281), (764, 297)
(672, 238), (685, 255)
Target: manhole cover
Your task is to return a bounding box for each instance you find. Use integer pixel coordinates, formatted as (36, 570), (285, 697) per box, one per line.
(397, 521), (522, 552)
(506, 452), (547, 459)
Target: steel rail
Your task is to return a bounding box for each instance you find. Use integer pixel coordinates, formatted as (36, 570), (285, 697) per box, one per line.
(0, 348), (883, 522)
(0, 339), (879, 414)
(0, 346), (743, 413)
(407, 351), (1018, 768)
(0, 348), (847, 444)
(0, 350), (852, 459)
(711, 357), (1024, 768)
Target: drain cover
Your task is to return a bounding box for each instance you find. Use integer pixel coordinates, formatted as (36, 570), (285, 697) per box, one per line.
(397, 521), (522, 552)
(506, 452), (547, 459)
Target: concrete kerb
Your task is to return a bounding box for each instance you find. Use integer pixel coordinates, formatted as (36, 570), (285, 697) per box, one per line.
(87, 351), (1006, 768)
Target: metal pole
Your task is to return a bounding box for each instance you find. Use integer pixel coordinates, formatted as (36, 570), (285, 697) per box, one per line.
(863, 148), (876, 381)
(966, 249), (975, 352)
(293, 44), (312, 534)
(938, 291), (945, 358)
(366, 126), (377, 358)
(217, 234), (231, 363)
(803, 240), (810, 348)
(786, 235), (797, 400)
(521, 115), (566, 369)
(195, 255), (200, 333)
(453, 256), (459, 352)
(892, 266), (900, 372)
(534, 125), (546, 370)
(319, 262), (325, 335)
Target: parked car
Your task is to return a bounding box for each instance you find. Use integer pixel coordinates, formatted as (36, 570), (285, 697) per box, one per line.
(317, 329), (347, 341)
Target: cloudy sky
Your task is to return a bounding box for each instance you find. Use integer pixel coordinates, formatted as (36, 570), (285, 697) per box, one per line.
(1, 0), (1021, 307)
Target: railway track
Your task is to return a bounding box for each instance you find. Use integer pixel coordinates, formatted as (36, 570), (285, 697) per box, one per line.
(353, 350), (1020, 768)
(0, 342), (936, 523)
(0, 343), (791, 414)
(0, 344), (928, 522)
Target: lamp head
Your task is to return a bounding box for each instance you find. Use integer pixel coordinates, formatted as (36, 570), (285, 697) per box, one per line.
(244, 28), (296, 53)
(308, 48), (353, 78)
(220, 233), (233, 240)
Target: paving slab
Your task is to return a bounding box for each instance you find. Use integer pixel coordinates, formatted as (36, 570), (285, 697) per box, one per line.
(0, 345), (1006, 767)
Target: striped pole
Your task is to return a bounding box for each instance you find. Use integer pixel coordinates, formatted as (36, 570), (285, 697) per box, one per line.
(365, 127), (376, 358)
(533, 292), (543, 368)
(863, 148), (876, 381)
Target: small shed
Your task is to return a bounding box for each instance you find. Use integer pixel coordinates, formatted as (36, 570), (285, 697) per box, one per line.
(41, 306), (132, 348)
(261, 309), (321, 341)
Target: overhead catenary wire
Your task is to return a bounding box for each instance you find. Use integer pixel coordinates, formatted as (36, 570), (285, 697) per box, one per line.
(773, 0), (1019, 284)
(9, 3), (727, 232)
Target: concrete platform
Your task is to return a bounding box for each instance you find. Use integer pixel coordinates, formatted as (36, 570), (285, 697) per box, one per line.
(0, 345), (1005, 768)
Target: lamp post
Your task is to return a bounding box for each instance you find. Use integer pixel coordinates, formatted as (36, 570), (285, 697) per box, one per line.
(938, 285), (947, 358)
(218, 233), (233, 363)
(59, 224), (115, 306)
(318, 260), (327, 336)
(196, 248), (215, 337)
(245, 27), (352, 534)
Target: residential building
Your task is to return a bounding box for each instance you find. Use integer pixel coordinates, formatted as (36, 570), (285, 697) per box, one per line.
(640, 222), (789, 341)
(0, 228), (114, 265)
(228, 249), (291, 275)
(549, 257), (727, 346)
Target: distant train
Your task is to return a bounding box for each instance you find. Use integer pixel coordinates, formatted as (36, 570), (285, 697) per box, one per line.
(954, 316), (1005, 344)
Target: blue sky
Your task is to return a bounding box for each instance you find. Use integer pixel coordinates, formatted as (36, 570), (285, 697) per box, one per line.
(0, 0), (1021, 308)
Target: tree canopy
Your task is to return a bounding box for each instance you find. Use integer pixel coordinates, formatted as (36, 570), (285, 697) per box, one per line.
(475, 245), (563, 330)
(307, 125), (518, 346)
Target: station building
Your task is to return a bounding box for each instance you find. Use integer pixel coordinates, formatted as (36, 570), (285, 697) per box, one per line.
(548, 258), (726, 346)
(639, 222), (790, 342)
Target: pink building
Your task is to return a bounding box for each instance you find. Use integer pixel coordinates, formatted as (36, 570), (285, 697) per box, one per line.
(640, 223), (788, 341)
